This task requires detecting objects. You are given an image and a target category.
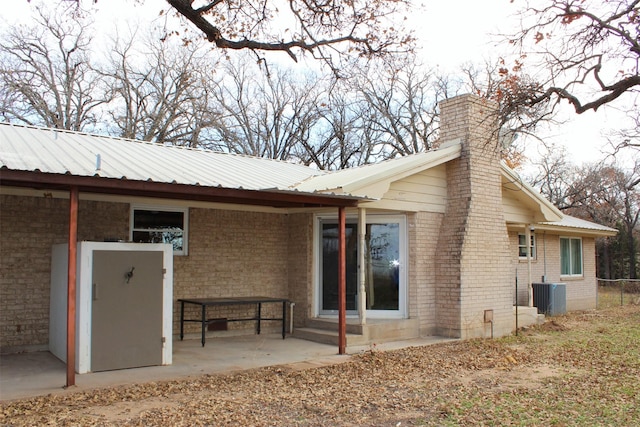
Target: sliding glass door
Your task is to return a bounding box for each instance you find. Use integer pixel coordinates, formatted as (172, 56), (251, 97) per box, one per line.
(318, 215), (406, 318)
(320, 222), (359, 312)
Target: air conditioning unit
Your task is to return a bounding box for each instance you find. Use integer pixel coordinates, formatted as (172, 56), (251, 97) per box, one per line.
(533, 283), (566, 316)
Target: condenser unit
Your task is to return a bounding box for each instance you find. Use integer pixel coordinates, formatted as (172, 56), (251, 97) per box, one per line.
(533, 283), (566, 316)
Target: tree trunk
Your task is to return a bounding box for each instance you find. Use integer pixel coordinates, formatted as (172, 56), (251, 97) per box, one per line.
(628, 227), (638, 279)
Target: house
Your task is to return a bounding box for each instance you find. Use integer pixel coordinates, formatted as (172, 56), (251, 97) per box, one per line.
(0, 94), (616, 382)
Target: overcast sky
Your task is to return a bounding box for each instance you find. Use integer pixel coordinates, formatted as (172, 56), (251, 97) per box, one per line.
(2, 0), (635, 167)
(411, 1), (633, 167)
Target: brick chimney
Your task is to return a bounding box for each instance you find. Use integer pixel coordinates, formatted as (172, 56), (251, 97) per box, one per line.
(434, 94), (513, 339)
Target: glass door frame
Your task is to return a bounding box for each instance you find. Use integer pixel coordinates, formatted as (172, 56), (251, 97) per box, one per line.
(314, 213), (408, 319)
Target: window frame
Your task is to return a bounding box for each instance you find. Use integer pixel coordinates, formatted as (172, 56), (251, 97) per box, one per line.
(560, 236), (583, 277)
(518, 233), (536, 260)
(130, 204), (189, 256)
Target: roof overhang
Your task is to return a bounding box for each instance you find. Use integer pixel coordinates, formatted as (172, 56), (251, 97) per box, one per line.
(340, 140), (462, 197)
(533, 223), (617, 237)
(508, 221), (618, 237)
(296, 139), (462, 199)
(501, 165), (563, 222)
(0, 169), (361, 209)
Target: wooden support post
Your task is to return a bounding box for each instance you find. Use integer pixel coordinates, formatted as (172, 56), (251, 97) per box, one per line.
(526, 225), (533, 307)
(358, 208), (367, 325)
(338, 206), (346, 355)
(66, 186), (78, 387)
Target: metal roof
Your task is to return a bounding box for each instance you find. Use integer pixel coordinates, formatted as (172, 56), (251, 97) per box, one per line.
(0, 123), (325, 192)
(540, 215), (618, 236)
(295, 139), (462, 197)
(0, 123), (618, 235)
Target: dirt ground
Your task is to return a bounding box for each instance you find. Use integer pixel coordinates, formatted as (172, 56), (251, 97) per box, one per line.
(2, 305), (639, 426)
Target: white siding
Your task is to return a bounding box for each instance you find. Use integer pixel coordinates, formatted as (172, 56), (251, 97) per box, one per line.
(502, 186), (536, 223)
(362, 165), (447, 212)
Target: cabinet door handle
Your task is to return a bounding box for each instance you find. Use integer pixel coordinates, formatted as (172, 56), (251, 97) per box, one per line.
(93, 283), (98, 301)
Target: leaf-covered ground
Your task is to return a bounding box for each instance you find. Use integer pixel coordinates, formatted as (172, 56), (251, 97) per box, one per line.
(2, 305), (639, 426)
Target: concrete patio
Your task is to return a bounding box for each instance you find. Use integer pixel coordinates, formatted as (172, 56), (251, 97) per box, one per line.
(1, 334), (453, 402)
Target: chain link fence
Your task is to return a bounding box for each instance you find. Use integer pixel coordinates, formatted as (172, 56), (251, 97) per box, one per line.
(597, 279), (640, 309)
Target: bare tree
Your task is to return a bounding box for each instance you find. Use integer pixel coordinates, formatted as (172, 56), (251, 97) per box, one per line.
(349, 57), (440, 158)
(509, 0), (639, 114)
(0, 3), (108, 130)
(293, 55), (450, 169)
(606, 108), (640, 156)
(461, 60), (556, 135)
(102, 32), (219, 146)
(455, 61), (543, 168)
(164, 0), (414, 70)
(298, 80), (377, 170)
(207, 58), (324, 160)
(570, 161), (640, 279)
(525, 140), (616, 212)
(527, 141), (577, 208)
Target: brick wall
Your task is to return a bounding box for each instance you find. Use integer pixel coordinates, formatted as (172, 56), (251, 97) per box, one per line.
(287, 213), (314, 329)
(510, 231), (597, 311)
(407, 211), (443, 335)
(173, 208), (290, 337)
(0, 195), (129, 352)
(575, 237), (597, 310)
(0, 194), (297, 351)
(435, 95), (514, 338)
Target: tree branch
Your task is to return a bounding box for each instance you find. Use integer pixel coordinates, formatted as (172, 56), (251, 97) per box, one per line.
(537, 74), (640, 113)
(166, 0), (378, 61)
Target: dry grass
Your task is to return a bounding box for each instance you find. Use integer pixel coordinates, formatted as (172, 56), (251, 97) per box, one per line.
(2, 304), (639, 426)
(598, 285), (640, 309)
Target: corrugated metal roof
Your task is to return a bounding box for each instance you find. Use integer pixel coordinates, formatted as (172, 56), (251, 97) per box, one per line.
(541, 215), (618, 236)
(0, 123), (325, 192)
(2, 124), (616, 237)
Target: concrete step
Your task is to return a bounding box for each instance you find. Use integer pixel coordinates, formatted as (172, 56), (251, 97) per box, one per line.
(513, 305), (545, 329)
(293, 327), (368, 347)
(367, 318), (420, 342)
(294, 318), (420, 346)
(305, 318), (364, 334)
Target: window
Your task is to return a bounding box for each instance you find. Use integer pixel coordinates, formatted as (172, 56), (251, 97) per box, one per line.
(560, 237), (582, 276)
(130, 206), (188, 255)
(518, 233), (536, 259)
